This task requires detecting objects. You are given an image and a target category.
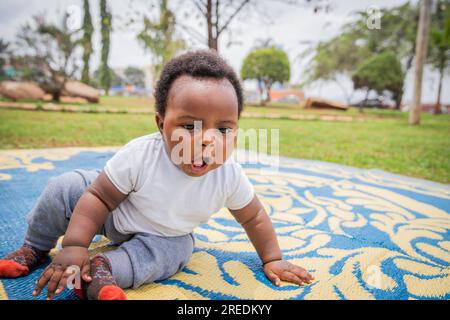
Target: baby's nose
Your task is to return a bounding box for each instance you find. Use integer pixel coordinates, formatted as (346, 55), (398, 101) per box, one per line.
(202, 141), (212, 147)
(201, 131), (215, 146)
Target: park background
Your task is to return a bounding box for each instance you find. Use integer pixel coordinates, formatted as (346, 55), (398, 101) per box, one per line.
(0, 0), (449, 183)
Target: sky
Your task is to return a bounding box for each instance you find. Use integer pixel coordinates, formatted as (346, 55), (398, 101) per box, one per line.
(0, 0), (448, 104)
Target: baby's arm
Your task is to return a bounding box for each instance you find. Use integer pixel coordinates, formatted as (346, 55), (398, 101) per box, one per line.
(62, 171), (128, 247)
(229, 195), (314, 286)
(34, 171), (128, 299)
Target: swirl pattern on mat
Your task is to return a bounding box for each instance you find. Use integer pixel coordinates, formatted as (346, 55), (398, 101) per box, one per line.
(0, 147), (449, 300)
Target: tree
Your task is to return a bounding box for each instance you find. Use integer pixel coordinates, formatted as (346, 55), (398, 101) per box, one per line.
(99, 0), (112, 95)
(410, 0), (433, 125)
(241, 47), (290, 105)
(303, 2), (420, 108)
(124, 66), (145, 87)
(93, 67), (123, 88)
(15, 15), (82, 101)
(124, 0), (327, 55)
(0, 39), (10, 81)
(190, 0), (250, 51)
(352, 52), (404, 112)
(137, 0), (185, 81)
(302, 32), (370, 104)
(186, 0), (327, 52)
(428, 0), (450, 114)
(81, 0), (94, 84)
(352, 3), (419, 69)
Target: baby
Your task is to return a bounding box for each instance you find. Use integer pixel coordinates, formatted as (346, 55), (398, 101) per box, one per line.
(0, 50), (313, 300)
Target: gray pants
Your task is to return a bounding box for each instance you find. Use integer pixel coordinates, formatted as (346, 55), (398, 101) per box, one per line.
(23, 169), (195, 289)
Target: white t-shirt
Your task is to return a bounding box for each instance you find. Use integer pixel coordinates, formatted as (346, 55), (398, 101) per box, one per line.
(104, 131), (254, 237)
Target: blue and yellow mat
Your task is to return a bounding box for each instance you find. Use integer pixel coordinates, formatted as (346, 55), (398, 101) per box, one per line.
(0, 147), (449, 300)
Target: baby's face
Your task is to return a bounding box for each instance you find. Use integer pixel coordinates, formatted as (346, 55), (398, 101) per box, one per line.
(156, 75), (239, 177)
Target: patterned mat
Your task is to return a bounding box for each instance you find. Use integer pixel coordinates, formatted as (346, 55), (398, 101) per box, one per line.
(0, 146), (449, 300)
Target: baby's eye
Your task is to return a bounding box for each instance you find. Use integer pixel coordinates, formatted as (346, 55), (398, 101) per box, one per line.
(218, 127), (232, 134)
(182, 124), (195, 131)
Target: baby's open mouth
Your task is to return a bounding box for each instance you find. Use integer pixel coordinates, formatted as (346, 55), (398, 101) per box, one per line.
(192, 160), (207, 168)
(190, 157), (211, 173)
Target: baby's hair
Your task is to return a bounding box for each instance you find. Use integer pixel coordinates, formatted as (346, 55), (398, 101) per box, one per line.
(154, 50), (244, 118)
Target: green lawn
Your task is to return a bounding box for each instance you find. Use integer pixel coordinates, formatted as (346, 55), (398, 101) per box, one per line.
(0, 96), (410, 119)
(0, 108), (449, 183)
(1, 96), (155, 112)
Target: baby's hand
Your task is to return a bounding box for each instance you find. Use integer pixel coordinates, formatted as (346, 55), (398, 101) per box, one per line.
(263, 260), (314, 286)
(33, 246), (91, 300)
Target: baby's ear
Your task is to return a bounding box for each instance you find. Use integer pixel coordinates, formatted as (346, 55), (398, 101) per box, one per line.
(155, 113), (164, 130)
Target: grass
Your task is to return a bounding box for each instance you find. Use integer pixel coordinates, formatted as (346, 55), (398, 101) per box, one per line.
(0, 107), (449, 183)
(242, 115), (450, 183)
(0, 109), (156, 148)
(242, 102), (408, 119)
(1, 96), (409, 119)
(82, 96), (155, 111)
(1, 96), (155, 112)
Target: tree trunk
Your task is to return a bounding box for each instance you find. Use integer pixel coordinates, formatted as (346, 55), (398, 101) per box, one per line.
(394, 55), (415, 110)
(410, 0), (432, 125)
(81, 0), (93, 84)
(209, 37), (218, 51)
(360, 89), (370, 113)
(259, 90), (265, 106)
(206, 0), (218, 51)
(394, 89), (403, 109)
(434, 66), (444, 114)
(100, 0), (112, 95)
(52, 91), (61, 102)
(264, 81), (272, 105)
(256, 79), (264, 106)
